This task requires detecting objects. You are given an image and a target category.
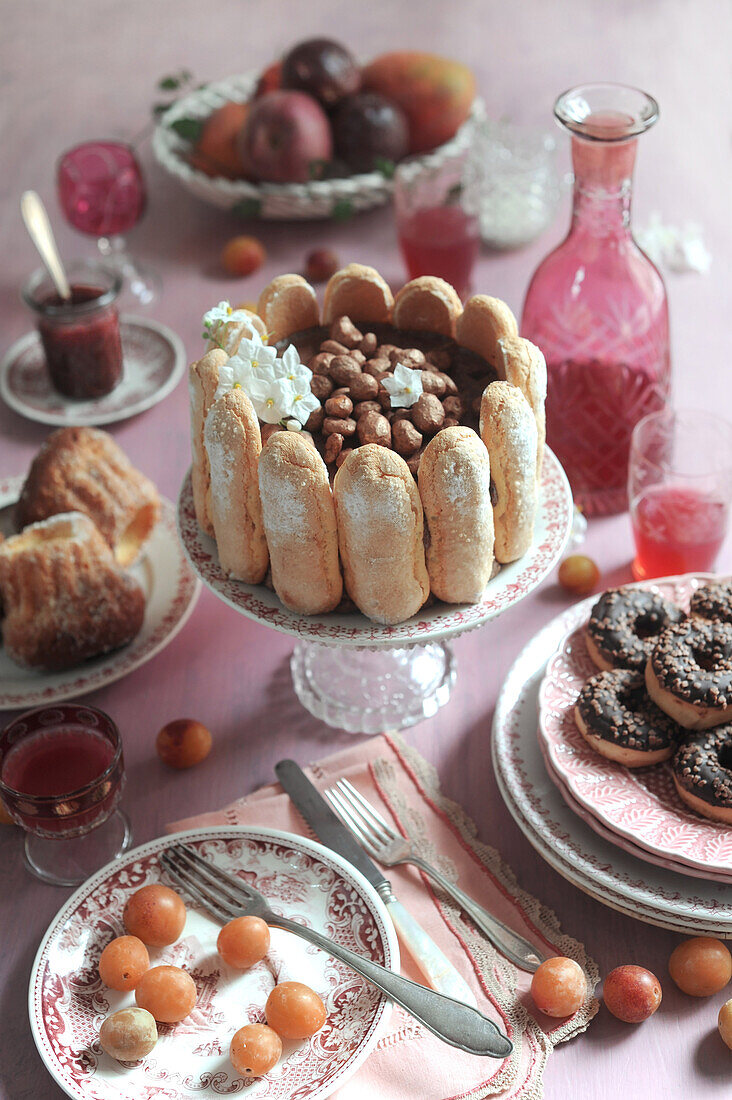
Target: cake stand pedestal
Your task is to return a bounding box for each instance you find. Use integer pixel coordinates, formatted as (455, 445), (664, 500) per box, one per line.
(177, 448), (573, 734)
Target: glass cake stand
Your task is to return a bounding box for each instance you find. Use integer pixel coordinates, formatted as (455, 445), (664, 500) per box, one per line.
(177, 448), (573, 733)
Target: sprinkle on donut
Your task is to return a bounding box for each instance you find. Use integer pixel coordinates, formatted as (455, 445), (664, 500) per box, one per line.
(672, 725), (732, 823)
(586, 587), (685, 673)
(574, 669), (682, 767)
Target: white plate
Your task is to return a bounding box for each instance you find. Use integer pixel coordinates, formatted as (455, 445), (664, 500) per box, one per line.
(0, 316), (186, 427)
(0, 477), (200, 709)
(491, 599), (732, 935)
(29, 825), (397, 1100)
(177, 447), (574, 647)
(152, 71), (482, 221)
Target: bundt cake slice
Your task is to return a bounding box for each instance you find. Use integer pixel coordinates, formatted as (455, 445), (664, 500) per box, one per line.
(15, 426), (160, 567)
(0, 512), (145, 670)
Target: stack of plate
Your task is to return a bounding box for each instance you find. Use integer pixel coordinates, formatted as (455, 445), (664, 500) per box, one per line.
(492, 573), (732, 935)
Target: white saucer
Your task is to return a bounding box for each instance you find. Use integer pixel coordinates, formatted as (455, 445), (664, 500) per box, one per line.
(0, 477), (200, 709)
(0, 315), (186, 427)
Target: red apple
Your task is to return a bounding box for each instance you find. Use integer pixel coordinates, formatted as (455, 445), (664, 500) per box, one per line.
(237, 91), (332, 183)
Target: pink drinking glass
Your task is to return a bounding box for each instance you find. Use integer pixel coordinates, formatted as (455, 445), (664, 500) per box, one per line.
(394, 151), (480, 300)
(0, 704), (132, 886)
(628, 409), (732, 581)
(57, 141), (160, 305)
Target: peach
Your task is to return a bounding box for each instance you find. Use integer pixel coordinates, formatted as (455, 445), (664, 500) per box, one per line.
(221, 236), (266, 277)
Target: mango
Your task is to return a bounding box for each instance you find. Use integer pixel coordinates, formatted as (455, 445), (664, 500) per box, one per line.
(361, 52), (476, 154)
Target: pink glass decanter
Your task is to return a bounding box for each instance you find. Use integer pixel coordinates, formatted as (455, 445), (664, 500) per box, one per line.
(521, 84), (670, 516)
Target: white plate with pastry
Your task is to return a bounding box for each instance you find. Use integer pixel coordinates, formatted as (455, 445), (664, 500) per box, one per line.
(0, 475), (200, 710)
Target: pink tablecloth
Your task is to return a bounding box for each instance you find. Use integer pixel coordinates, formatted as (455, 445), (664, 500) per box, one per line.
(1, 3), (731, 1099)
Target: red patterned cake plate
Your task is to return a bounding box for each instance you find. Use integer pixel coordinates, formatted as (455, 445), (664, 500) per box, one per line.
(28, 825), (398, 1100)
(537, 573), (732, 882)
(0, 477), (200, 709)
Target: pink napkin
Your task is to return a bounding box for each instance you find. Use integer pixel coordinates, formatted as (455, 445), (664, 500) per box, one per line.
(169, 733), (598, 1098)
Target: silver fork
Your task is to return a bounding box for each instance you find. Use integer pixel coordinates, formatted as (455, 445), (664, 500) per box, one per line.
(160, 843), (512, 1058)
(325, 780), (547, 973)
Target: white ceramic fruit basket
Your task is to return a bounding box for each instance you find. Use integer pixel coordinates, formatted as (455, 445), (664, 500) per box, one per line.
(152, 72), (485, 220)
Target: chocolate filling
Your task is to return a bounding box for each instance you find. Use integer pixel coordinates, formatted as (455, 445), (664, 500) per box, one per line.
(650, 620), (732, 708)
(690, 581), (732, 625)
(577, 669), (682, 752)
(673, 724), (732, 807)
(586, 587), (685, 671)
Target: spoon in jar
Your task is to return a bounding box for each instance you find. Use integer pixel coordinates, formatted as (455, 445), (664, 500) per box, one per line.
(21, 190), (72, 301)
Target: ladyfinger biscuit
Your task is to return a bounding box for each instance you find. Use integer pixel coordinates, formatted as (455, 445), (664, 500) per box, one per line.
(257, 275), (319, 344)
(418, 427), (494, 603)
(258, 433), (342, 615)
(392, 276), (463, 337)
(204, 389), (269, 583)
(323, 263), (394, 324)
(189, 348), (229, 535)
(207, 308), (267, 354)
(496, 335), (547, 480)
(333, 445), (429, 624)
(456, 295), (519, 369)
(479, 381), (538, 564)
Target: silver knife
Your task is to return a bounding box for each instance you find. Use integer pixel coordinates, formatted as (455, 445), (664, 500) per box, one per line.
(275, 758), (477, 1007)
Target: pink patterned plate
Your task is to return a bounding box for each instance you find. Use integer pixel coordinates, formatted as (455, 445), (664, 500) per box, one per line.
(29, 826), (397, 1100)
(0, 316), (185, 427)
(176, 447), (573, 647)
(538, 573), (732, 880)
(0, 477), (200, 709)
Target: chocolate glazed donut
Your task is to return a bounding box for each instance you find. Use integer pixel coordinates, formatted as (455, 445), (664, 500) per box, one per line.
(690, 581), (732, 625)
(585, 587), (685, 673)
(673, 726), (732, 823)
(645, 619), (732, 730)
(574, 669), (682, 767)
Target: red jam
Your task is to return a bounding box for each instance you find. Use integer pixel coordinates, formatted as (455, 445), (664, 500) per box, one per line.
(38, 283), (123, 399)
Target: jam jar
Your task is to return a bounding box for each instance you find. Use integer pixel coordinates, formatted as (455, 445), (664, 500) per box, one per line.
(23, 262), (124, 399)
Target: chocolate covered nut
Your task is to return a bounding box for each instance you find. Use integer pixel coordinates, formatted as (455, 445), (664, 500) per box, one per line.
(330, 316), (363, 348)
(324, 416), (356, 437)
(349, 372), (379, 402)
(376, 344), (398, 360)
(439, 372), (458, 396)
(377, 387), (393, 410)
(324, 433), (344, 463)
(412, 393), (445, 434)
(360, 332), (378, 357)
(421, 372), (447, 397)
(442, 416), (460, 428)
(357, 411), (392, 447)
(391, 408), (413, 421)
(392, 419), (423, 456)
(261, 423), (284, 443)
(443, 395), (464, 419)
(335, 447), (353, 468)
(426, 348), (451, 370)
(329, 355), (362, 386)
(325, 394), (354, 418)
(310, 352), (334, 376)
(310, 374), (334, 400)
(320, 339), (350, 356)
(406, 449), (424, 475)
(353, 400), (382, 417)
(392, 347), (426, 369)
(305, 407), (325, 433)
(351, 349), (366, 364)
(332, 386), (350, 397)
(364, 358), (390, 379)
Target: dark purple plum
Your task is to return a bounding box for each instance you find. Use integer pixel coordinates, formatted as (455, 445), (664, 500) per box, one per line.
(332, 92), (409, 172)
(281, 38), (361, 107)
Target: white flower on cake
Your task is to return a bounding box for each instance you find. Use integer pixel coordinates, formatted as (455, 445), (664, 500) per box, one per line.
(382, 363), (424, 408)
(202, 301), (263, 352)
(214, 339), (279, 401)
(288, 387), (320, 425)
(273, 343), (313, 388)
